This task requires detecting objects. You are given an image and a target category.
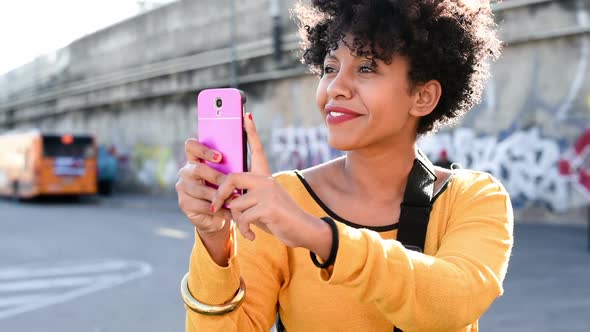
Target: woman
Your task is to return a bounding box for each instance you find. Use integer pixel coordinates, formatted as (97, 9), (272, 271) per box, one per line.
(176, 0), (513, 331)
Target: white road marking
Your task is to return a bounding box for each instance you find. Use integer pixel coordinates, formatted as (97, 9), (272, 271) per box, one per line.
(0, 275), (122, 292)
(155, 227), (189, 239)
(0, 261), (128, 280)
(0, 295), (52, 308)
(0, 259), (152, 320)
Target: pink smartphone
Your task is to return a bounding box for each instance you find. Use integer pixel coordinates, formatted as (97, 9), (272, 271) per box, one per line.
(197, 88), (248, 185)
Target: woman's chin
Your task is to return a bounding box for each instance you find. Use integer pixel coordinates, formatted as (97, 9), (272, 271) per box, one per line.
(327, 137), (359, 152)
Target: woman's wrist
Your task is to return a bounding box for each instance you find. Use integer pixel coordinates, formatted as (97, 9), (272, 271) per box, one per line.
(197, 222), (233, 267)
(298, 214), (334, 262)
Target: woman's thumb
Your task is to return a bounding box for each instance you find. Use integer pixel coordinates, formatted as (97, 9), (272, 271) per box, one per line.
(244, 113), (271, 175)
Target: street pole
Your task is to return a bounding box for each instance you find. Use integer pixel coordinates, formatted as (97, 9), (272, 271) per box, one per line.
(270, 0), (282, 65)
(229, 0), (238, 88)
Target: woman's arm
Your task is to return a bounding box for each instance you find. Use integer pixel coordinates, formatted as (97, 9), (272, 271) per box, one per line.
(184, 113), (290, 331)
(186, 223), (288, 331)
(316, 172), (514, 331)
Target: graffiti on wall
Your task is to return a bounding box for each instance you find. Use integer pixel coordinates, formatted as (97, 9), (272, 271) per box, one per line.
(109, 126), (339, 190)
(439, 9), (590, 214)
(269, 126), (342, 171)
(131, 144), (184, 189)
(268, 125), (589, 212)
(419, 127), (590, 212)
(558, 128), (590, 201)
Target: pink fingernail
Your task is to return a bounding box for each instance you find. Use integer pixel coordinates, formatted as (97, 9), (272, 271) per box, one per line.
(213, 152), (221, 161)
(248, 113), (253, 120)
(209, 204), (215, 213)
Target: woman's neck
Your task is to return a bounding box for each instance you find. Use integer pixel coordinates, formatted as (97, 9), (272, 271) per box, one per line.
(341, 141), (418, 204)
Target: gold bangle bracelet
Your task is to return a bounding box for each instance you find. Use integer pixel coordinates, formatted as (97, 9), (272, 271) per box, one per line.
(180, 273), (246, 316)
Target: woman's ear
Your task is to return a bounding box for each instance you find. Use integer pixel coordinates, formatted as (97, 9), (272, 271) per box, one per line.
(410, 80), (442, 118)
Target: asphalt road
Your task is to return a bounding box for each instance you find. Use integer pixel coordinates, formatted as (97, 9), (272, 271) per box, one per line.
(480, 221), (590, 331)
(0, 196), (193, 332)
(0, 195), (589, 331)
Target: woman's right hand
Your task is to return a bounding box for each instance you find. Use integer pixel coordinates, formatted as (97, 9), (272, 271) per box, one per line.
(176, 139), (233, 237)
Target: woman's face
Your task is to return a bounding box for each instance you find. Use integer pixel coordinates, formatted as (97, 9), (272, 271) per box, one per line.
(316, 40), (418, 152)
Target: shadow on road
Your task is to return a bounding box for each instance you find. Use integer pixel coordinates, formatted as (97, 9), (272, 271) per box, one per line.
(0, 195), (101, 206)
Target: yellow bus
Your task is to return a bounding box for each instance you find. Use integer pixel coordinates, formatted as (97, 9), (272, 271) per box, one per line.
(0, 129), (97, 199)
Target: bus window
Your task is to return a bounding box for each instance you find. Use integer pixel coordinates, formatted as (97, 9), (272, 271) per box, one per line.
(42, 136), (95, 158)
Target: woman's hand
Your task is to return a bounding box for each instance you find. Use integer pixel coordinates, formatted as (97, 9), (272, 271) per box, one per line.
(176, 140), (233, 236)
(210, 114), (330, 252)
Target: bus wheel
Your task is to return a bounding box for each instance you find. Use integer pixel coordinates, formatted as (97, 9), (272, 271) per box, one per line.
(98, 180), (113, 196)
(11, 181), (20, 201)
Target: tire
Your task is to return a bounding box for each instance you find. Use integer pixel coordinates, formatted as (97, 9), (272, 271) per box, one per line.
(11, 181), (20, 202)
(98, 180), (113, 196)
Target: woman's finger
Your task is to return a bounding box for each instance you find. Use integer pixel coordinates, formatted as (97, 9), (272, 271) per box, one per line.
(185, 138), (223, 163)
(178, 193), (231, 220)
(176, 177), (217, 201)
(189, 161), (227, 186)
(210, 173), (260, 213)
(227, 192), (257, 222)
(210, 175), (240, 213)
(244, 113), (271, 175)
(235, 204), (266, 241)
(178, 164), (201, 182)
(228, 192), (257, 212)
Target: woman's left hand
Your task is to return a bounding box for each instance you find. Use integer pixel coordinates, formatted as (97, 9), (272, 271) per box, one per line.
(209, 113), (321, 248)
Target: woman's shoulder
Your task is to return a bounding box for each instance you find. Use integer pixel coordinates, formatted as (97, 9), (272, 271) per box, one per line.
(441, 169), (513, 231)
(272, 170), (305, 197)
(272, 169), (300, 181)
(273, 158), (344, 187)
(447, 168), (509, 198)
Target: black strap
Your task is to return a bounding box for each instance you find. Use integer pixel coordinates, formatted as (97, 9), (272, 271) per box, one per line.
(396, 155), (437, 253)
(393, 154), (437, 332)
(277, 315), (285, 332)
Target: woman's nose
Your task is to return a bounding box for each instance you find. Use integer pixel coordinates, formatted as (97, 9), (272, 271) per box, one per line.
(326, 71), (353, 100)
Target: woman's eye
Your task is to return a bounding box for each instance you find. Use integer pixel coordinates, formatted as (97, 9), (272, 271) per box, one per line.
(323, 66), (336, 74)
(359, 66), (375, 73)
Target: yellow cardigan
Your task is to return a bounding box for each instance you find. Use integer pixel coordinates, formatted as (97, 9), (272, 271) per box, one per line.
(185, 169), (514, 332)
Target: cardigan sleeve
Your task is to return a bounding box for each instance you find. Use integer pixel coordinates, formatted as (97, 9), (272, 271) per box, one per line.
(185, 213), (289, 331)
(318, 172), (514, 332)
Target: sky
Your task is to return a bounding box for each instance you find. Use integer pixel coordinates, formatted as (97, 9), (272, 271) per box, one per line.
(0, 0), (173, 75)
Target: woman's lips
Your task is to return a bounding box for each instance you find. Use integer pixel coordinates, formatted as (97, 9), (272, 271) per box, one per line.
(325, 106), (362, 125)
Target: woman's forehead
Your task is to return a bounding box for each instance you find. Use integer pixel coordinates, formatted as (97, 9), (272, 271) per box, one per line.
(326, 47), (371, 61)
(326, 42), (385, 62)
(325, 33), (392, 59)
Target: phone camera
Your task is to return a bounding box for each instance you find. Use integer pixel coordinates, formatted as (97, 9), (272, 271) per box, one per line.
(215, 98), (223, 109)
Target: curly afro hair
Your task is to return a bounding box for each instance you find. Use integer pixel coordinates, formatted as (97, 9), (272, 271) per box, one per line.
(293, 0), (502, 135)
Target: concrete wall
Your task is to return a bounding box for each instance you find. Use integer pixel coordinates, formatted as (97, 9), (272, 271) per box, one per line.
(0, 0), (293, 100)
(420, 0), (590, 222)
(1, 0), (589, 223)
